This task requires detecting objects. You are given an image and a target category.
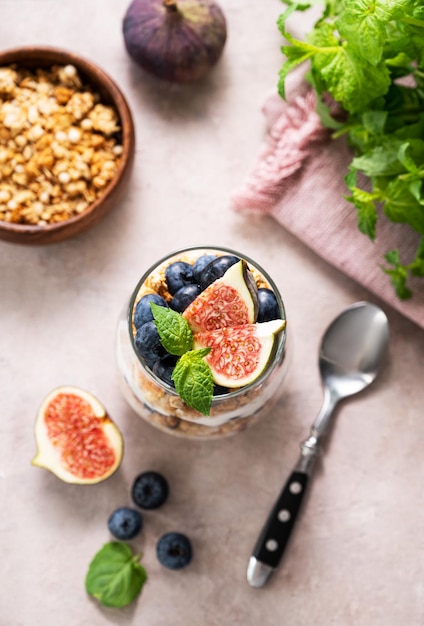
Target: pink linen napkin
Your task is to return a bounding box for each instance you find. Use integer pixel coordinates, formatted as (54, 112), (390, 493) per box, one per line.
(231, 71), (424, 329)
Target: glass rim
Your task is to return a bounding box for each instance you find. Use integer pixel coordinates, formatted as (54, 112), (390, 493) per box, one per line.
(127, 245), (288, 403)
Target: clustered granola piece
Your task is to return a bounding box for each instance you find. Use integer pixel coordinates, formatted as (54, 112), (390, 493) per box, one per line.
(0, 64), (123, 226)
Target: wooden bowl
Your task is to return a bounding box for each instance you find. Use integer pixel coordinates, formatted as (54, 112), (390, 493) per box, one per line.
(0, 46), (135, 244)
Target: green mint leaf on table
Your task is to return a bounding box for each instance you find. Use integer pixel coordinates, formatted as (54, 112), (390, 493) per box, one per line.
(85, 542), (147, 609)
(172, 349), (214, 417)
(151, 303), (193, 356)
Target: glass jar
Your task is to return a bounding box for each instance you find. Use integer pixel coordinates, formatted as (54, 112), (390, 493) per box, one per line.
(116, 246), (288, 439)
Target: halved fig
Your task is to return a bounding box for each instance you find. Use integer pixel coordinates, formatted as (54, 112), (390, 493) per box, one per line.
(183, 260), (258, 333)
(193, 319), (286, 387)
(32, 386), (123, 485)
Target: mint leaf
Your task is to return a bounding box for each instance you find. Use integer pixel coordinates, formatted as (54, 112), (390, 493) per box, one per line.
(150, 305), (214, 413)
(408, 178), (423, 203)
(276, 3), (300, 36)
(151, 303), (193, 356)
(172, 349), (214, 416)
(85, 542), (147, 608)
(344, 168), (357, 192)
(277, 8), (316, 99)
(409, 236), (424, 277)
(351, 141), (405, 177)
(383, 178), (424, 235)
(278, 53), (312, 99)
(315, 96), (344, 130)
(361, 110), (388, 136)
(383, 249), (412, 299)
(397, 140), (424, 172)
(279, 0), (312, 10)
(350, 187), (378, 240)
(335, 0), (411, 65)
(313, 48), (391, 113)
(397, 142), (419, 173)
(337, 8), (384, 66)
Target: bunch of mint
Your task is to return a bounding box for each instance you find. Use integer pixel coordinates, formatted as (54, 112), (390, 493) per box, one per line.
(278, 0), (424, 299)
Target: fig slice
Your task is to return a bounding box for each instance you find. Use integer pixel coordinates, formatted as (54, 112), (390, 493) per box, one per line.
(32, 386), (123, 485)
(183, 260), (258, 333)
(193, 319), (286, 388)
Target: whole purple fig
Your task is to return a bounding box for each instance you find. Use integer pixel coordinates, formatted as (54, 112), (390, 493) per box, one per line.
(123, 0), (227, 83)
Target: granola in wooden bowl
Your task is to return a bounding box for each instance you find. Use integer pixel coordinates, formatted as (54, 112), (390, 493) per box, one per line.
(0, 46), (135, 244)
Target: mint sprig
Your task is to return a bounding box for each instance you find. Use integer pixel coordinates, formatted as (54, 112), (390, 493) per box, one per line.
(172, 349), (214, 417)
(150, 304), (214, 416)
(151, 303), (193, 355)
(85, 542), (147, 608)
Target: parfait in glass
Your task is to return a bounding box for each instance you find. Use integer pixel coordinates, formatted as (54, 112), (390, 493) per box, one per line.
(116, 246), (288, 439)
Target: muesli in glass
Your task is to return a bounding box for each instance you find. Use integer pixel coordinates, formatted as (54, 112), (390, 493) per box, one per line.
(116, 246), (288, 439)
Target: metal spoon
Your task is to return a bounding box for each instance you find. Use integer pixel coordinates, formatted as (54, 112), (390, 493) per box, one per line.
(247, 301), (390, 588)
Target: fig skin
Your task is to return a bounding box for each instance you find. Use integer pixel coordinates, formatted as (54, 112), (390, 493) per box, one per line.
(123, 0), (227, 83)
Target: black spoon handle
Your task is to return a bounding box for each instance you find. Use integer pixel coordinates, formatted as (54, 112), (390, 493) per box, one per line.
(251, 471), (308, 569)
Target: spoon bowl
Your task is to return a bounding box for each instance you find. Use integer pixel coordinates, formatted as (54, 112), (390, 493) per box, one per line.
(319, 302), (389, 400)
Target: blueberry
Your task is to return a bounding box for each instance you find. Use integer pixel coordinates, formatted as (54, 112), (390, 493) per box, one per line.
(257, 288), (281, 322)
(134, 321), (166, 367)
(107, 507), (143, 540)
(170, 284), (201, 312)
(152, 354), (178, 386)
(131, 471), (169, 510)
(134, 293), (168, 329)
(199, 255), (240, 290)
(213, 384), (229, 396)
(192, 254), (217, 283)
(165, 262), (195, 295)
(156, 532), (192, 570)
